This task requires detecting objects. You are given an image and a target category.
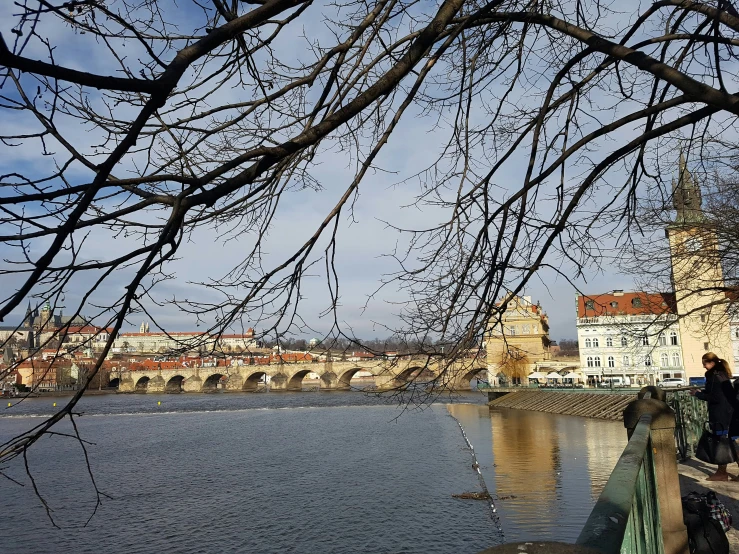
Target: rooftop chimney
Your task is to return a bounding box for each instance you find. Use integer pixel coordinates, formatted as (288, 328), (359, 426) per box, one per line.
(613, 290), (624, 296)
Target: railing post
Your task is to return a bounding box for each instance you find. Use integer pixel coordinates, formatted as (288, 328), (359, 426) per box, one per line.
(623, 388), (689, 554)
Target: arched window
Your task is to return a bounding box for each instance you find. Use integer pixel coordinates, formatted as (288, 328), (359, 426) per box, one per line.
(670, 331), (679, 346)
(621, 336), (628, 347)
(660, 353), (669, 367)
(645, 356), (652, 367)
(606, 337), (613, 347)
(587, 356), (594, 368)
(585, 338), (592, 348)
(592, 338), (600, 348)
(594, 356), (602, 367)
(658, 334), (667, 346)
(623, 355), (630, 366)
(607, 356), (615, 368)
(642, 335), (649, 346)
(672, 352), (681, 366)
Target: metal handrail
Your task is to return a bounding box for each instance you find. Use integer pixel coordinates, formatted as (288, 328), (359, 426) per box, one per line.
(575, 413), (662, 553)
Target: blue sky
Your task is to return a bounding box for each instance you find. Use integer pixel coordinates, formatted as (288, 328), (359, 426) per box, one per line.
(0, 0), (689, 343)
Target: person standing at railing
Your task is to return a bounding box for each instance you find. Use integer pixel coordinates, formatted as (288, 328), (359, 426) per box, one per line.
(690, 352), (736, 481)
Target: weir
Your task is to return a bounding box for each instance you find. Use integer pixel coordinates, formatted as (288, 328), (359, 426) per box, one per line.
(479, 387), (709, 554)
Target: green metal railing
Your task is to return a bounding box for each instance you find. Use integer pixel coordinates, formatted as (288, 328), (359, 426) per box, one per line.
(478, 389), (688, 554)
(576, 412), (664, 554)
(667, 389), (707, 459)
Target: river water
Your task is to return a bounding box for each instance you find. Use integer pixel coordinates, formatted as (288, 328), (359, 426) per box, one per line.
(0, 392), (626, 553)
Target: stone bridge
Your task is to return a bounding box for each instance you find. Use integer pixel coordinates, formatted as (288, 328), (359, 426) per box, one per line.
(110, 358), (487, 393)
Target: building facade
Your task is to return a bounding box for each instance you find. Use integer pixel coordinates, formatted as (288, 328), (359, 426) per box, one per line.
(577, 155), (736, 381)
(576, 291), (683, 386)
(486, 295), (551, 384)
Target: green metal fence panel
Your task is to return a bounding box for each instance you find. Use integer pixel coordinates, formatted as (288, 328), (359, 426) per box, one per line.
(668, 390), (707, 459)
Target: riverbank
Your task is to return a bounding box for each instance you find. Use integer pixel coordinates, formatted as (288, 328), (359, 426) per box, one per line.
(487, 389), (633, 421)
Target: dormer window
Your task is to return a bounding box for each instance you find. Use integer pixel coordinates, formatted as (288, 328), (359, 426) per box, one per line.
(631, 297), (642, 308)
(585, 300), (595, 310)
(610, 301), (618, 309)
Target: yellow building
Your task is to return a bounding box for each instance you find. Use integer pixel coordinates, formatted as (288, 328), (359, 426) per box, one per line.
(666, 155), (733, 376)
(486, 295), (551, 384)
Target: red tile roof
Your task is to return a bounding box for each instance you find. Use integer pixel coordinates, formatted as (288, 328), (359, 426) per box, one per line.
(577, 292), (677, 318)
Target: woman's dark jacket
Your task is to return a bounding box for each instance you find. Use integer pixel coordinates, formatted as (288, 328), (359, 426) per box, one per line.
(695, 369), (734, 433)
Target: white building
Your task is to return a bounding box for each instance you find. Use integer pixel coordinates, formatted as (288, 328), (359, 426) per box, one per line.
(576, 291), (684, 386)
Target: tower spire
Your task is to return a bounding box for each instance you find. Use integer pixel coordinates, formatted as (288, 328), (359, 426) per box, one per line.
(672, 149), (703, 225)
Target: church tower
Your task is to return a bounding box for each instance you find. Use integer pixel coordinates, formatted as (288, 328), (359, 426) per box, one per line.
(666, 153), (733, 376)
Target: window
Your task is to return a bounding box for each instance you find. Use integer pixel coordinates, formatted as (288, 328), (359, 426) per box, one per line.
(704, 342), (710, 351)
(606, 337), (613, 347)
(522, 324), (531, 334)
(608, 356), (615, 368)
(594, 356), (602, 367)
(700, 315), (706, 323)
(585, 338), (592, 348)
(672, 352), (681, 366)
(660, 353), (669, 367)
(592, 338), (599, 348)
(507, 326), (516, 336)
(585, 300), (595, 310)
(632, 297), (642, 308)
(642, 335), (649, 346)
(610, 301), (618, 309)
(621, 336), (628, 347)
(587, 356), (594, 368)
(658, 334), (666, 346)
(645, 356), (652, 367)
(623, 355), (630, 366)
(670, 331), (678, 346)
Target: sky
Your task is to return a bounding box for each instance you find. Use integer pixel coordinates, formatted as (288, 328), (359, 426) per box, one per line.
(0, 0), (685, 343)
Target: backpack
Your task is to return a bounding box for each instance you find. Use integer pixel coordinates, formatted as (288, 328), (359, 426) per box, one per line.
(682, 492), (731, 554)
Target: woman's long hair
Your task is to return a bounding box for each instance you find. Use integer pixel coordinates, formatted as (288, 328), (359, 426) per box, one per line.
(703, 352), (733, 377)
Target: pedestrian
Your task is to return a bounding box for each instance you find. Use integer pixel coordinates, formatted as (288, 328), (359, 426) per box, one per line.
(690, 352), (735, 481)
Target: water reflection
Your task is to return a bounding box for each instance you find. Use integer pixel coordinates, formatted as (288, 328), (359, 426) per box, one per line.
(447, 404), (626, 544)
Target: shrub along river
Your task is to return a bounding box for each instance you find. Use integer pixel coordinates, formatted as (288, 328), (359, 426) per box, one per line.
(0, 391), (626, 553)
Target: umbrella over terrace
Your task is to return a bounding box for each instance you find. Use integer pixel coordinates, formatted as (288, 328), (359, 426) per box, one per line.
(546, 372), (562, 380)
(528, 371), (547, 380)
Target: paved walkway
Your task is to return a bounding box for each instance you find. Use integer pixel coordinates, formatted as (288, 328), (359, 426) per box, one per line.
(678, 458), (739, 551)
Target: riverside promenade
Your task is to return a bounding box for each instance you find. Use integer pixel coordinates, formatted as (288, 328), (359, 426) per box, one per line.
(677, 458), (739, 550)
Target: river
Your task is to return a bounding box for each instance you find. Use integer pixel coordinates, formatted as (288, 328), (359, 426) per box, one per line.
(0, 392), (626, 553)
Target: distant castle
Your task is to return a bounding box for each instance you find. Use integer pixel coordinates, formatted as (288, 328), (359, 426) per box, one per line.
(21, 301), (87, 349)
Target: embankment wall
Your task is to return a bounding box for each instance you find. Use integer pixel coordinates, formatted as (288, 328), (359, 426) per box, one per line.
(488, 389), (634, 421)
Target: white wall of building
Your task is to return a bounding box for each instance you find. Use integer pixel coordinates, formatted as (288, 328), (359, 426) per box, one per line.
(577, 315), (685, 385)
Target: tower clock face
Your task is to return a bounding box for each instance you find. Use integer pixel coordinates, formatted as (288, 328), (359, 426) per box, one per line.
(684, 236), (703, 252)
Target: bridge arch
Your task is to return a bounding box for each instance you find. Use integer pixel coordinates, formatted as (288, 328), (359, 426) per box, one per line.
(108, 377), (120, 389)
(202, 373), (226, 392)
(135, 376), (150, 392)
(456, 367), (488, 389)
(336, 367), (375, 390)
(287, 368), (317, 391)
(395, 366), (435, 383)
(242, 371), (267, 392)
(166, 375), (185, 393)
